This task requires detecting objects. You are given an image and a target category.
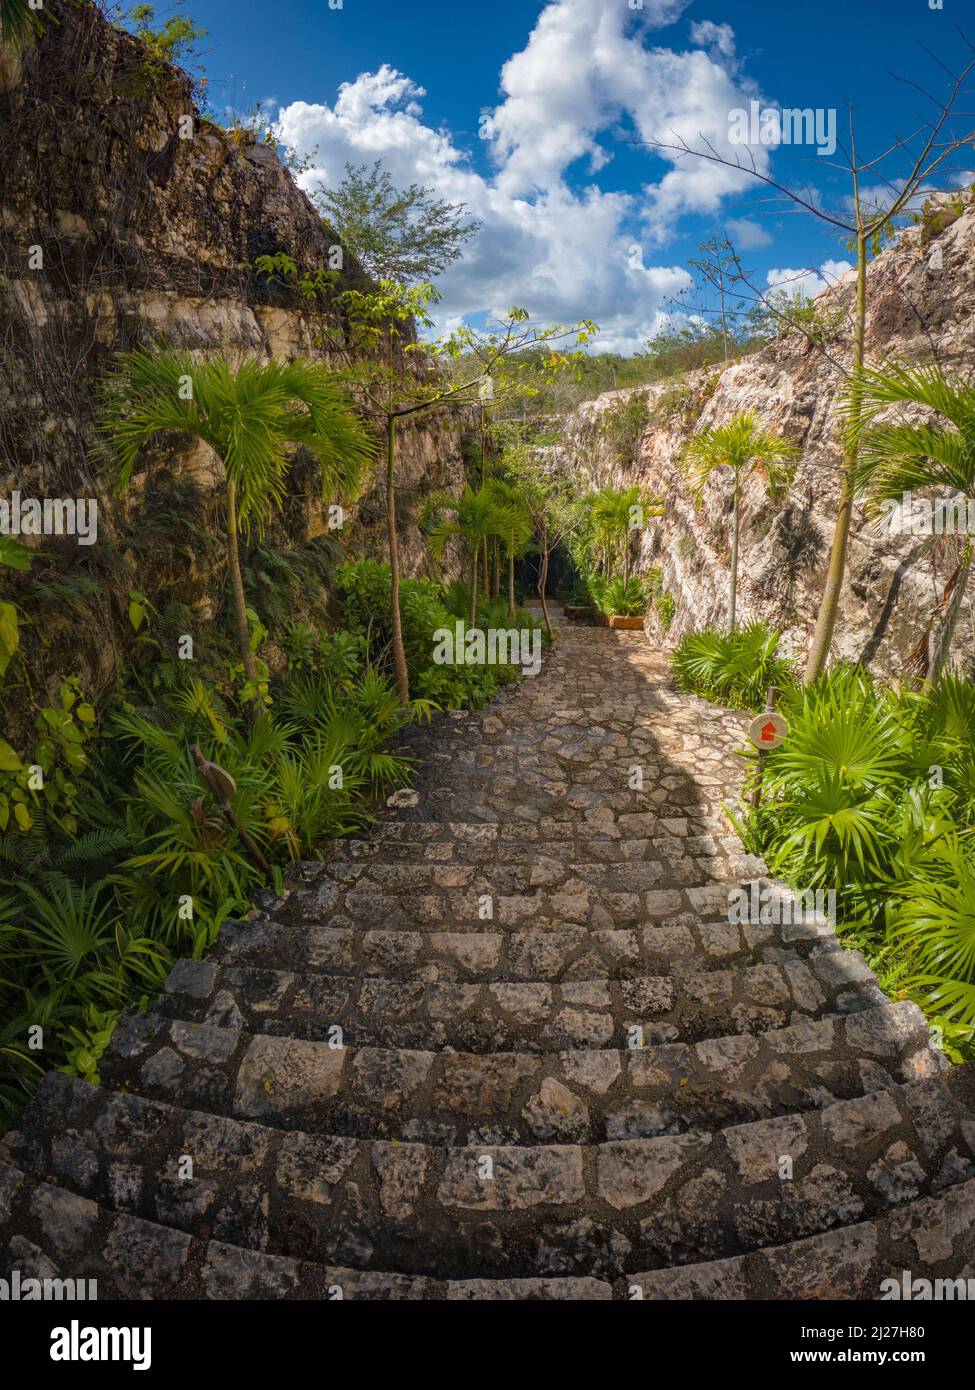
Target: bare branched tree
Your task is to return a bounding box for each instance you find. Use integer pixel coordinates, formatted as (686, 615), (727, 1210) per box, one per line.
(630, 48), (975, 680)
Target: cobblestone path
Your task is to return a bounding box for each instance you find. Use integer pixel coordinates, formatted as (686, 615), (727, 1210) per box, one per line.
(3, 617), (974, 1299)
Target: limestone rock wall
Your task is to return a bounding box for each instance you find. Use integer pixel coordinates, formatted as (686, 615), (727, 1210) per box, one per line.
(554, 192), (975, 674)
(0, 2), (466, 702)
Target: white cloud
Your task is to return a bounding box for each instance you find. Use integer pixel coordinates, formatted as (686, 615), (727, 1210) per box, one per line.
(853, 182), (932, 219)
(273, 0), (774, 352)
(766, 259), (854, 299)
(725, 217), (772, 250)
(688, 20), (736, 58)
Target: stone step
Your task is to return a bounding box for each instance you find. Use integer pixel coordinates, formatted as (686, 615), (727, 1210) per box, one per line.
(369, 779), (725, 826)
(356, 816), (741, 849)
(266, 869), (780, 933)
(1, 1158), (583, 1299)
(214, 909), (844, 982)
(317, 857), (751, 894)
(629, 1175), (975, 1299)
(338, 823), (760, 875)
(12, 1069), (975, 1280)
(322, 841), (765, 885)
(99, 1010), (956, 1150)
(159, 951), (899, 1053)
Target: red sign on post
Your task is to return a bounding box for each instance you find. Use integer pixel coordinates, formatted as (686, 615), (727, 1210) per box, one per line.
(748, 712), (789, 750)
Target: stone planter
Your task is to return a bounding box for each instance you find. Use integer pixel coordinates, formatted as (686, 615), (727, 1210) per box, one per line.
(609, 615), (645, 630)
(563, 604), (597, 622)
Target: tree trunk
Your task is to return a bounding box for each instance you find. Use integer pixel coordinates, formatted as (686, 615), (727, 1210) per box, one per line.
(226, 479), (258, 692)
(480, 407), (490, 596)
(508, 550), (516, 617)
(492, 541), (500, 598)
(470, 549), (479, 627)
(386, 416), (410, 704)
(729, 476), (742, 633)
(538, 538), (552, 639)
(928, 551), (972, 682)
(804, 232), (868, 682)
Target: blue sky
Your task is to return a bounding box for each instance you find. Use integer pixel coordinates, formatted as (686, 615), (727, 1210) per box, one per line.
(143, 0), (973, 351)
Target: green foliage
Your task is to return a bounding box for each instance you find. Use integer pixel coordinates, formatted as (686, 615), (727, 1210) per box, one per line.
(588, 575), (647, 618)
(314, 160), (482, 284)
(125, 4), (207, 68)
(681, 412), (799, 630)
(760, 288), (846, 347)
(643, 319), (770, 380)
(0, 536), (32, 571)
(656, 589), (676, 630)
(100, 351), (373, 531)
(0, 677), (93, 836)
(0, 608), (427, 1121)
(915, 195), (966, 248)
(599, 394), (650, 464)
(0, 535), (35, 679)
(850, 360), (975, 504)
(672, 624), (798, 711)
(0, 0), (46, 47)
(572, 485), (663, 584)
(241, 536), (340, 630)
(0, 600), (19, 681)
(739, 667), (975, 1048)
(422, 482), (534, 621)
(100, 348), (373, 704)
(682, 412), (799, 506)
(332, 559), (542, 710)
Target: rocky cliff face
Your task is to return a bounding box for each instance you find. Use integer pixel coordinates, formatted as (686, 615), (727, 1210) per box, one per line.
(554, 191), (975, 673)
(0, 2), (465, 702)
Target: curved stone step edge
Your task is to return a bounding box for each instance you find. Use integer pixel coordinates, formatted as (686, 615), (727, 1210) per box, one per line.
(337, 838), (750, 868)
(212, 912), (843, 984)
(262, 879), (799, 936)
(326, 811), (728, 845)
(296, 839), (762, 884)
(5, 1153), (974, 1302)
(14, 1005), (946, 1179)
(158, 953), (941, 1074)
(0, 1160), (608, 1300)
(95, 999), (948, 1145)
(8, 1071), (975, 1279)
(629, 1175), (975, 1300)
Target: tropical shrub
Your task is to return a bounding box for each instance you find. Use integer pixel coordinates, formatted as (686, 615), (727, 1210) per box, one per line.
(656, 590), (676, 630)
(672, 623), (798, 710)
(101, 351), (372, 704)
(742, 667), (975, 1049)
(332, 559), (544, 711)
(680, 412), (798, 632)
(0, 619), (424, 1122)
(589, 575), (647, 617)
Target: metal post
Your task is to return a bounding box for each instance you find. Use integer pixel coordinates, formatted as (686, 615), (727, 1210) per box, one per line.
(750, 686), (780, 810)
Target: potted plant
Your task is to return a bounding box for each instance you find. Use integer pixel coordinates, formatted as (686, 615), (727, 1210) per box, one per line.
(596, 576), (647, 629)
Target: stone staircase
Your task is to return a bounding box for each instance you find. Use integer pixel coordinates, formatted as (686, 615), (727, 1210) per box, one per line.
(2, 619), (974, 1300)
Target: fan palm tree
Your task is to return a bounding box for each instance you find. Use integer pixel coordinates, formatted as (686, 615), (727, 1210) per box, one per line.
(423, 486), (512, 626)
(0, 0), (44, 46)
(101, 351), (373, 702)
(486, 479), (534, 616)
(588, 484), (662, 584)
(850, 360), (975, 683)
(681, 412), (799, 631)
